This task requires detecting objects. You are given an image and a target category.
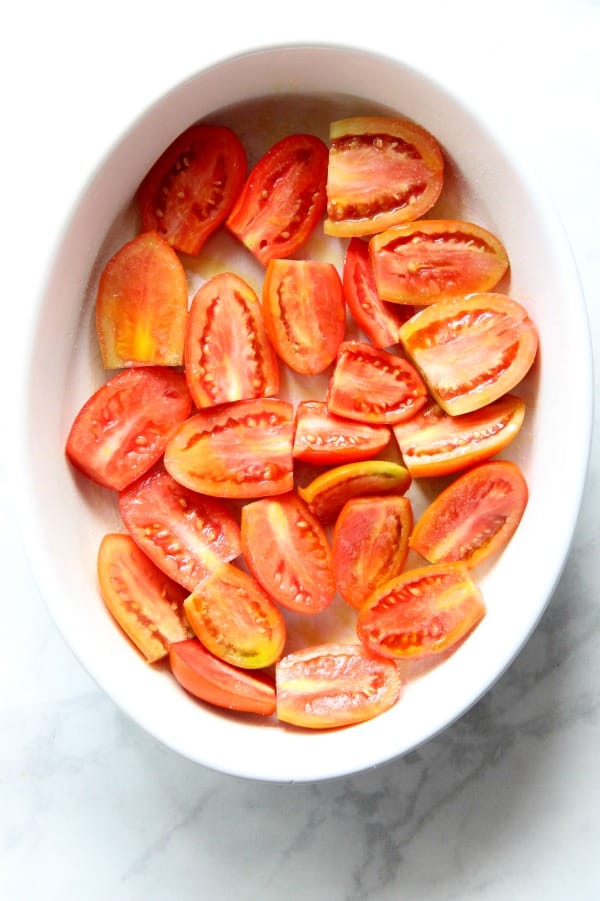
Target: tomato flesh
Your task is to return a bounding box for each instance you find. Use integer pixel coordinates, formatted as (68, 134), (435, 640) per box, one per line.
(298, 459), (411, 523)
(293, 400), (391, 465)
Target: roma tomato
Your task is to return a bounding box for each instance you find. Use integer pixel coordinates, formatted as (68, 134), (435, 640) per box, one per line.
(356, 562), (485, 660)
(327, 341), (428, 424)
(276, 642), (402, 729)
(95, 231), (188, 369)
(226, 133), (329, 266)
(333, 495), (413, 610)
(118, 467), (242, 592)
(169, 639), (276, 716)
(409, 460), (529, 569)
(293, 400), (391, 466)
(324, 115), (444, 237)
(262, 259), (346, 375)
(369, 219), (510, 304)
(65, 367), (192, 491)
(298, 459), (411, 523)
(241, 492), (335, 615)
(399, 293), (539, 415)
(138, 124), (247, 255)
(184, 271), (279, 408)
(97, 533), (193, 663)
(164, 398), (294, 499)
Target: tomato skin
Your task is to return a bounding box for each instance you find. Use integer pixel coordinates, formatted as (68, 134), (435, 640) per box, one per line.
(138, 124), (247, 255)
(293, 400), (391, 465)
(65, 367), (193, 491)
(241, 492), (335, 615)
(185, 271), (279, 409)
(164, 398), (294, 499)
(333, 495), (413, 610)
(276, 642), (401, 729)
(356, 563), (485, 660)
(392, 394), (526, 478)
(97, 533), (193, 663)
(369, 219), (510, 305)
(226, 133), (329, 266)
(95, 231), (188, 369)
(409, 460), (529, 569)
(262, 259), (346, 375)
(298, 459), (412, 523)
(325, 115), (444, 237)
(327, 340), (428, 424)
(169, 639), (276, 716)
(399, 293), (539, 415)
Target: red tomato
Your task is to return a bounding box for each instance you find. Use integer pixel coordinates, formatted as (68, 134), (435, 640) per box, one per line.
(343, 237), (415, 347)
(241, 492), (335, 615)
(276, 642), (402, 729)
(356, 563), (486, 660)
(399, 293), (539, 415)
(262, 259), (346, 375)
(369, 219), (510, 304)
(95, 231), (188, 369)
(333, 495), (413, 610)
(327, 341), (428, 424)
(65, 367), (193, 491)
(164, 398), (294, 499)
(324, 115), (444, 237)
(409, 460), (529, 569)
(185, 271), (279, 409)
(393, 395), (526, 478)
(226, 133), (329, 265)
(97, 533), (193, 663)
(169, 639), (276, 716)
(298, 459), (411, 523)
(118, 467), (242, 592)
(138, 124), (247, 255)
(184, 561), (286, 669)
(293, 400), (391, 465)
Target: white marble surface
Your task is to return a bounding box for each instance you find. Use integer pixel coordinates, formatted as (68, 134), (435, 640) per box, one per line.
(2, 1), (599, 898)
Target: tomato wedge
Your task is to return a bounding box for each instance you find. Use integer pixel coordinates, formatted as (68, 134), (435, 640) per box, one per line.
(356, 563), (485, 660)
(184, 271), (279, 409)
(241, 492), (335, 615)
(276, 642), (402, 729)
(97, 533), (193, 663)
(138, 124), (247, 255)
(65, 367), (192, 491)
(262, 259), (346, 375)
(399, 293), (539, 415)
(164, 397), (294, 499)
(298, 459), (411, 523)
(293, 400), (391, 465)
(324, 115), (444, 237)
(409, 460), (529, 569)
(369, 219), (510, 304)
(95, 231), (188, 369)
(226, 133), (329, 265)
(327, 341), (428, 424)
(169, 639), (276, 716)
(333, 495), (413, 610)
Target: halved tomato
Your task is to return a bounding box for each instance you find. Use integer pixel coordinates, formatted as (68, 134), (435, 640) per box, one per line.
(95, 231), (188, 369)
(185, 271), (279, 408)
(327, 341), (428, 424)
(356, 562), (485, 660)
(97, 532), (193, 663)
(409, 460), (529, 569)
(399, 293), (539, 415)
(138, 124), (247, 255)
(164, 397), (294, 499)
(333, 495), (413, 609)
(369, 219), (510, 304)
(241, 492), (335, 615)
(262, 259), (346, 375)
(293, 400), (391, 465)
(226, 133), (329, 265)
(276, 642), (402, 729)
(298, 459), (411, 523)
(65, 367), (193, 491)
(324, 115), (444, 237)
(169, 639), (276, 716)
(392, 395), (526, 478)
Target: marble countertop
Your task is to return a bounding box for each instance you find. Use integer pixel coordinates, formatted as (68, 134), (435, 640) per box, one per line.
(2, 2), (599, 898)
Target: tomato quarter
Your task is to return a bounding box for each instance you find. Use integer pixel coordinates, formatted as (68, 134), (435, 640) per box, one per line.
(298, 459), (411, 523)
(293, 400), (391, 465)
